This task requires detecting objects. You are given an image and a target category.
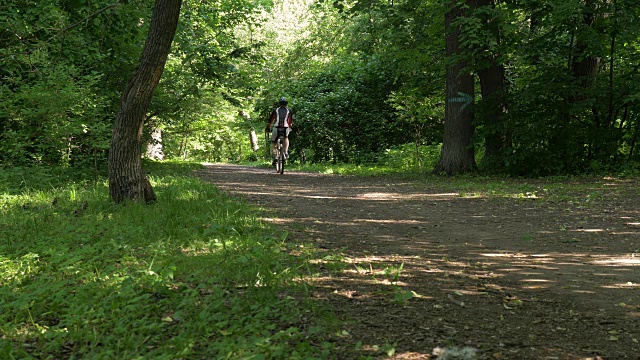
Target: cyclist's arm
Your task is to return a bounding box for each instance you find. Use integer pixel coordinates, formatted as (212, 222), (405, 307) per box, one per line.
(266, 110), (276, 130)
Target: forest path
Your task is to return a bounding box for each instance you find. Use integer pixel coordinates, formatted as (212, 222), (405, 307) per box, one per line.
(196, 164), (640, 360)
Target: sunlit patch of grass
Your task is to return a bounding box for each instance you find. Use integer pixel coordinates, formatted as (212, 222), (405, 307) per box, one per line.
(288, 162), (425, 177)
(0, 253), (41, 287)
(276, 161), (634, 204)
(0, 163), (331, 359)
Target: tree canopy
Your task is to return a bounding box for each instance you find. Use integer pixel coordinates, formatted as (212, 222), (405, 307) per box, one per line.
(1, 0), (639, 176)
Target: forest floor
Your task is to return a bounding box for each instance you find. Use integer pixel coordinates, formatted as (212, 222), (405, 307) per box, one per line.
(196, 164), (640, 360)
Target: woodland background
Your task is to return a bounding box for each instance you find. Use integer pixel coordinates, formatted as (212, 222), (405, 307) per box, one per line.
(2, 0), (640, 175)
(2, 1), (640, 358)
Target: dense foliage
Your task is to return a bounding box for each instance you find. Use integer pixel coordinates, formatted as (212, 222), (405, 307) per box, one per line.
(1, 0), (142, 167)
(259, 0), (640, 175)
(1, 0), (639, 175)
(257, 0), (446, 165)
(0, 0), (268, 168)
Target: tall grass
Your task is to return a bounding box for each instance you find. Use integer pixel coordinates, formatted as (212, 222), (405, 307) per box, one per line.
(0, 162), (330, 359)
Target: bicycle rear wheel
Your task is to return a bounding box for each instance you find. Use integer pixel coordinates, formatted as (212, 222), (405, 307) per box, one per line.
(277, 140), (285, 174)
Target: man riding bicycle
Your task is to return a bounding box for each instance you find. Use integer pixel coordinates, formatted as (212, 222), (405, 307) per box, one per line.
(266, 97), (293, 166)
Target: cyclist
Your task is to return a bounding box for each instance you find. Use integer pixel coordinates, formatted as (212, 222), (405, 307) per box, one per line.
(265, 97), (293, 165)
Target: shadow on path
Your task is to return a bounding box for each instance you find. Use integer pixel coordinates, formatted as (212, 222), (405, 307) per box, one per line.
(197, 164), (640, 360)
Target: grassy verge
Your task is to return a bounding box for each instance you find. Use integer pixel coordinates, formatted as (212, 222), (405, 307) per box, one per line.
(249, 158), (638, 204)
(248, 160), (427, 177)
(0, 162), (331, 359)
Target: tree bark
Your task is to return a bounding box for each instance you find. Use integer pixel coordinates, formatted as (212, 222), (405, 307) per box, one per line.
(479, 61), (507, 158)
(433, 0), (476, 175)
(568, 0), (602, 162)
(146, 127), (165, 160)
(475, 0), (508, 160)
(570, 0), (601, 101)
(108, 0), (182, 203)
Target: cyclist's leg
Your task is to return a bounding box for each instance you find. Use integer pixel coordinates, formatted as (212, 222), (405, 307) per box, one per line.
(283, 137), (289, 157)
(283, 128), (291, 157)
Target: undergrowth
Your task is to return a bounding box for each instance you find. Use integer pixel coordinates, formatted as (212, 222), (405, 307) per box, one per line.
(0, 161), (331, 359)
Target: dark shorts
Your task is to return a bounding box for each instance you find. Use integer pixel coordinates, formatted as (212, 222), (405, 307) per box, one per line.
(271, 127), (291, 142)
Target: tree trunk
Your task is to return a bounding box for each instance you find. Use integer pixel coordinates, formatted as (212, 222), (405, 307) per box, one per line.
(569, 0), (601, 162)
(479, 62), (507, 158)
(433, 0), (476, 175)
(476, 0), (508, 160)
(570, 0), (601, 100)
(146, 127), (165, 160)
(250, 128), (259, 152)
(108, 0), (182, 203)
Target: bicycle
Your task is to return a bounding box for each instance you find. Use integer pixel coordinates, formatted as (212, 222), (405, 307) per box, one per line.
(274, 128), (286, 174)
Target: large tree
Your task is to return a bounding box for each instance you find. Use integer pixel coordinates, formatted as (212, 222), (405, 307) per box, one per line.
(433, 0), (476, 175)
(474, 0), (508, 160)
(108, 0), (183, 203)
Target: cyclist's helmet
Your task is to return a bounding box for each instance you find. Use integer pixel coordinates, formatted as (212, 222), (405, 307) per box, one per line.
(278, 97), (288, 106)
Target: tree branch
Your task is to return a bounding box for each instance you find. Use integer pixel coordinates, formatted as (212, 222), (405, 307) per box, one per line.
(47, 1), (123, 43)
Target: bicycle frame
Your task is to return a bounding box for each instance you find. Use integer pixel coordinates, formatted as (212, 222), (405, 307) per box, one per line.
(275, 136), (285, 174)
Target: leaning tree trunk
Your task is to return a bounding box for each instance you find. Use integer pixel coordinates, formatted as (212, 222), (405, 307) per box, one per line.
(108, 0), (182, 203)
(433, 0), (476, 175)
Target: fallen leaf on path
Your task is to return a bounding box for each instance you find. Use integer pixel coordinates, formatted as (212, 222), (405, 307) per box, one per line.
(447, 294), (465, 307)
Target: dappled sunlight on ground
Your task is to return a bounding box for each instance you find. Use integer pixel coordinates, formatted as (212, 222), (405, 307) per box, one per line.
(197, 164), (640, 360)
(593, 258), (640, 265)
(356, 192), (460, 201)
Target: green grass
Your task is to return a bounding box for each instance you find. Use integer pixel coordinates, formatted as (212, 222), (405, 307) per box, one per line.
(5, 160), (634, 358)
(249, 158), (430, 177)
(251, 157), (637, 205)
(0, 162), (331, 359)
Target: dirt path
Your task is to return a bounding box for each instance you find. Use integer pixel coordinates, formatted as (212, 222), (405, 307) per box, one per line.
(196, 164), (640, 359)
